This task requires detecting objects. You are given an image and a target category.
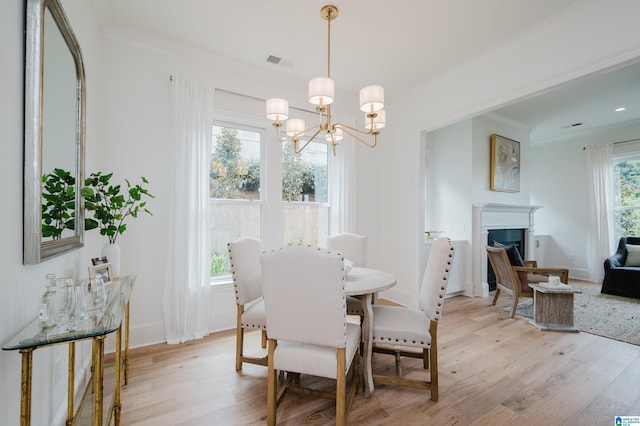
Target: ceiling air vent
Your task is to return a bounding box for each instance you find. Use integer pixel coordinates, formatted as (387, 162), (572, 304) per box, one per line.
(264, 54), (293, 68)
(265, 55), (282, 65)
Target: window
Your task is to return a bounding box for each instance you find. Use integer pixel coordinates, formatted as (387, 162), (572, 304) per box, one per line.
(282, 141), (329, 245)
(613, 154), (640, 238)
(209, 123), (263, 280)
(209, 117), (331, 282)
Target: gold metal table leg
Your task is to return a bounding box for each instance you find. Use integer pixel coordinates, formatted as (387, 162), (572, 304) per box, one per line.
(92, 336), (105, 426)
(124, 301), (130, 385)
(114, 325), (122, 425)
(19, 348), (33, 426)
(66, 342), (75, 425)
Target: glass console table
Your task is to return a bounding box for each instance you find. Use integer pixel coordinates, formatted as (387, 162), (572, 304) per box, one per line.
(3, 275), (136, 426)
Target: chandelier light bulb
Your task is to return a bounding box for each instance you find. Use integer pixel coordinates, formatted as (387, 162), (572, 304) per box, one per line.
(325, 126), (343, 142)
(266, 98), (289, 121)
(359, 85), (384, 112)
(308, 77), (335, 106)
(286, 118), (306, 138)
(365, 109), (386, 130)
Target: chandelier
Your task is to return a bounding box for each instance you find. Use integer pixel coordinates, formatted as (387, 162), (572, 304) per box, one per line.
(265, 4), (385, 156)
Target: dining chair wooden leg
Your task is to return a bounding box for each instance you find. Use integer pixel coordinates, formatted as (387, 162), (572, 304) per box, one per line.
(422, 348), (429, 369)
(430, 323), (439, 402)
(394, 351), (402, 376)
(430, 347), (438, 402)
(267, 339), (277, 426)
(336, 348), (346, 426)
(261, 330), (267, 349)
(235, 307), (244, 371)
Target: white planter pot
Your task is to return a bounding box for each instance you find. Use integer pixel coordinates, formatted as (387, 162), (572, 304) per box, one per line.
(102, 243), (121, 278)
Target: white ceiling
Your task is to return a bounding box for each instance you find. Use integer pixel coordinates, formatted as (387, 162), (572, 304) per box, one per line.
(490, 60), (640, 143)
(91, 0), (640, 142)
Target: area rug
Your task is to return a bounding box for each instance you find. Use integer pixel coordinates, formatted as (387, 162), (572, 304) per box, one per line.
(504, 282), (640, 345)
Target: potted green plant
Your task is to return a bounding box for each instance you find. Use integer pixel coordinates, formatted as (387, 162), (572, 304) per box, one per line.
(82, 171), (154, 276)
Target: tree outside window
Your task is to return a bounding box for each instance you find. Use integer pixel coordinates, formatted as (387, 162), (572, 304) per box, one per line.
(210, 126), (261, 279)
(210, 127), (259, 200)
(209, 123), (330, 280)
(282, 141), (328, 203)
(282, 141), (329, 245)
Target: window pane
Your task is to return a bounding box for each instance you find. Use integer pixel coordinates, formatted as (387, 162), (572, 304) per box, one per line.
(614, 158), (640, 237)
(282, 141), (328, 202)
(210, 126), (260, 200)
(210, 124), (262, 280)
(210, 202), (261, 278)
(283, 204), (329, 245)
(282, 141), (329, 245)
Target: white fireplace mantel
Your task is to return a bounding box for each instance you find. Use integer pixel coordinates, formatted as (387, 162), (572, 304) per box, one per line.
(472, 203), (543, 297)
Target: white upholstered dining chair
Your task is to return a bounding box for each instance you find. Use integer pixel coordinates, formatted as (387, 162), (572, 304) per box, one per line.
(325, 232), (368, 267)
(371, 237), (454, 401)
(261, 244), (361, 426)
(326, 232), (368, 315)
(227, 237), (268, 371)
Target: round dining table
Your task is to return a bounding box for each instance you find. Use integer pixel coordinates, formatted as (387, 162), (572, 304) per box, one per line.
(345, 267), (397, 396)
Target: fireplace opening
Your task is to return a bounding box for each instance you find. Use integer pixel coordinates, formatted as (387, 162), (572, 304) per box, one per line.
(487, 228), (525, 291)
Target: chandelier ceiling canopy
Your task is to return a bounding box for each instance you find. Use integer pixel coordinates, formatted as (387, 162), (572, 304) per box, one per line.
(266, 4), (385, 155)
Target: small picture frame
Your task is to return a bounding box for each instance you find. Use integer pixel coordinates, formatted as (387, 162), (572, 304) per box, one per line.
(490, 133), (521, 192)
(89, 263), (113, 285)
(91, 256), (109, 266)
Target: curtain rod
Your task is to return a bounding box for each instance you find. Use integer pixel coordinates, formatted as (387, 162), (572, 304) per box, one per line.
(168, 74), (317, 115)
(582, 138), (640, 150)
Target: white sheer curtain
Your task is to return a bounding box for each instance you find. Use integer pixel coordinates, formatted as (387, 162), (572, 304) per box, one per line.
(163, 75), (214, 344)
(585, 144), (615, 282)
(329, 136), (357, 233)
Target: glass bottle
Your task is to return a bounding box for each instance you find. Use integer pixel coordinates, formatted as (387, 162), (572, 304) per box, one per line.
(38, 273), (57, 327)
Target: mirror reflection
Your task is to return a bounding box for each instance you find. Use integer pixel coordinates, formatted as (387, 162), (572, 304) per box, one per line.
(24, 0), (85, 264)
(41, 7), (78, 241)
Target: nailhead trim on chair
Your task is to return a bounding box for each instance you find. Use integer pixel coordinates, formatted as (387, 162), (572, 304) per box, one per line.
(241, 323), (266, 329)
(374, 336), (427, 345)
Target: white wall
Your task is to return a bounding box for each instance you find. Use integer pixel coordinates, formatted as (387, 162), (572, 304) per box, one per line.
(367, 0), (640, 306)
(418, 115), (531, 298)
(426, 120), (473, 241)
(531, 121), (640, 279)
(1, 0), (103, 424)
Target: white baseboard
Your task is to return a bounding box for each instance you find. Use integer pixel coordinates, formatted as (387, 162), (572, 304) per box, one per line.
(379, 286), (414, 308)
(52, 354), (92, 425)
(568, 267), (591, 281)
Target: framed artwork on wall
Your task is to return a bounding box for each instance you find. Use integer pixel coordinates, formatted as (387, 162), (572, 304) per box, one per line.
(490, 134), (520, 192)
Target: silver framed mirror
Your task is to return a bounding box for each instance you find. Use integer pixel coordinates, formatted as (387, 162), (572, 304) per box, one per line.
(24, 0), (86, 264)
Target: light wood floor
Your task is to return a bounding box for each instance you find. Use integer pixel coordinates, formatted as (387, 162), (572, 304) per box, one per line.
(117, 288), (640, 425)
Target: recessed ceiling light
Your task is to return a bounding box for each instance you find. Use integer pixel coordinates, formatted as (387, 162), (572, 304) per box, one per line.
(615, 107), (626, 112)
